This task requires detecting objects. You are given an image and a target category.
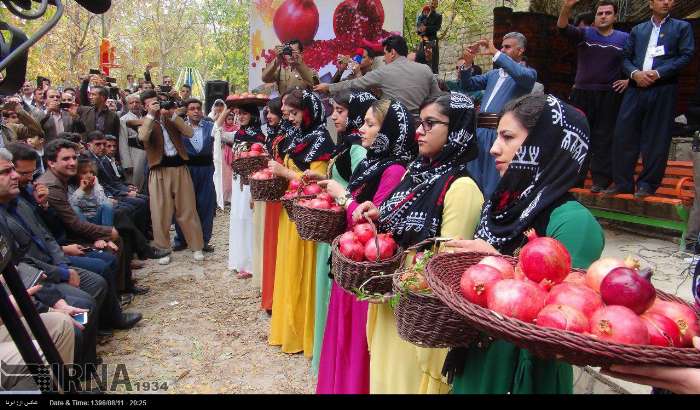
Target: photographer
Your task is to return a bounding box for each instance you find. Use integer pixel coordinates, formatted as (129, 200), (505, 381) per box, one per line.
(39, 88), (85, 142)
(261, 39), (319, 95)
(332, 46), (382, 84)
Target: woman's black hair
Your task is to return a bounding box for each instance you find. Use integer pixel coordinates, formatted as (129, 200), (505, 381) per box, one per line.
(330, 89), (355, 110)
(266, 97), (283, 118)
(284, 89), (304, 111)
(419, 94), (451, 118)
(501, 94), (548, 133)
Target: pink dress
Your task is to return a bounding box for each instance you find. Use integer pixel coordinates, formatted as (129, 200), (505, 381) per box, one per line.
(316, 164), (406, 394)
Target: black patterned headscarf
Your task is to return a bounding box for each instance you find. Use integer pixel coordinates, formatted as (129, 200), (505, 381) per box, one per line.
(333, 91), (377, 181)
(233, 103), (265, 144)
(286, 90), (336, 171)
(377, 92), (478, 247)
(346, 99), (417, 203)
(475, 95), (590, 256)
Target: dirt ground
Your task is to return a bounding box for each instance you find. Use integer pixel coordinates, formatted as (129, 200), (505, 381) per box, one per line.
(97, 208), (315, 394)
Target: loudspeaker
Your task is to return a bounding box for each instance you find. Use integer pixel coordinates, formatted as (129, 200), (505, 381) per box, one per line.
(205, 80), (229, 115)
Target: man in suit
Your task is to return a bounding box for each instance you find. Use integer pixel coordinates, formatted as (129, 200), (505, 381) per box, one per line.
(416, 0), (443, 74)
(39, 88), (86, 142)
(316, 35), (443, 120)
(138, 90), (204, 265)
(77, 85), (121, 138)
(84, 131), (149, 234)
(606, 0), (694, 197)
(458, 32), (537, 198)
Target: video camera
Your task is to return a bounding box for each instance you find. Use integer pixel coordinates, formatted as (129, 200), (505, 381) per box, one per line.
(157, 92), (178, 110)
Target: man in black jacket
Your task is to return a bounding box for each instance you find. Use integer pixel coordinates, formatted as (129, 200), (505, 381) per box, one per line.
(77, 84), (121, 138)
(416, 0), (442, 74)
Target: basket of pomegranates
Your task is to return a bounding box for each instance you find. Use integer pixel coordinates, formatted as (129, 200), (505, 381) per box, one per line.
(424, 230), (700, 367)
(293, 191), (347, 243)
(392, 243), (479, 349)
(231, 143), (269, 178)
(280, 180), (316, 221)
(331, 218), (403, 297)
(249, 167), (288, 202)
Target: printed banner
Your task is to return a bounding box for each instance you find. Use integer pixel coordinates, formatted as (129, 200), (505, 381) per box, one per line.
(249, 0), (404, 93)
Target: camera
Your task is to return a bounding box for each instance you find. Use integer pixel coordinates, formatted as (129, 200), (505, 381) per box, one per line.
(158, 93), (177, 110)
(281, 43), (294, 57)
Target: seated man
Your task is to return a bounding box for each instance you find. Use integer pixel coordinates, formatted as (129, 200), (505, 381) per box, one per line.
(0, 149), (142, 334)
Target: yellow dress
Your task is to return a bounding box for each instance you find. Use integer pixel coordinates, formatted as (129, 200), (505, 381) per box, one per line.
(269, 156), (328, 356)
(366, 177), (484, 394)
(252, 201), (266, 289)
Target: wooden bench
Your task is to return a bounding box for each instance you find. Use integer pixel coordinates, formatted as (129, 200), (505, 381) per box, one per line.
(570, 161), (695, 248)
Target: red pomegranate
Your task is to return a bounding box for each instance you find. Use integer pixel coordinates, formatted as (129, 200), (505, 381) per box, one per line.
(251, 143), (264, 152)
(545, 283), (604, 318)
(585, 256), (639, 293)
(353, 223), (374, 245)
(478, 256), (514, 279)
(333, 0), (385, 43)
(317, 192), (333, 203)
(589, 306), (650, 345)
(303, 183), (322, 196)
(647, 299), (700, 347)
(273, 0), (319, 45)
(364, 234), (395, 262)
(289, 180), (301, 192)
(641, 312), (683, 347)
(535, 304), (590, 334)
(460, 264), (503, 307)
(518, 230), (571, 289)
(600, 267), (656, 314)
(486, 279), (547, 323)
(308, 198), (331, 209)
(339, 240), (364, 262)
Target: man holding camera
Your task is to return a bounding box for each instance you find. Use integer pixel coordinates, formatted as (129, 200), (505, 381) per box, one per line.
(138, 90), (204, 265)
(262, 39), (319, 95)
(39, 88), (85, 142)
(416, 0), (442, 74)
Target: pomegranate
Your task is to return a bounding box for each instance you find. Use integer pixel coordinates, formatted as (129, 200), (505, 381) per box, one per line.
(519, 230), (571, 288)
(486, 279), (547, 323)
(585, 256), (639, 293)
(535, 304), (589, 334)
(289, 180), (301, 192)
(239, 151), (250, 158)
(647, 299), (700, 347)
(308, 198), (331, 209)
(545, 283), (604, 318)
(273, 0), (319, 45)
(460, 264), (503, 307)
(330, 205), (343, 212)
(563, 271), (586, 285)
(600, 267), (656, 314)
(353, 223), (374, 245)
(317, 192), (333, 203)
(339, 240), (364, 262)
(589, 306), (650, 345)
(333, 0), (385, 44)
(478, 256), (514, 279)
(302, 183), (322, 196)
(364, 234), (395, 262)
(338, 231), (358, 246)
(251, 143), (264, 152)
(641, 312), (683, 347)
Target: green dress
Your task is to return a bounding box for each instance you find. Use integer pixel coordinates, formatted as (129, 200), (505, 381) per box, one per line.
(452, 201), (605, 394)
(312, 145), (367, 375)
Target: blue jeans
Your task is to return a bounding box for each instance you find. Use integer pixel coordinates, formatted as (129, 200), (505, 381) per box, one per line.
(72, 203), (114, 226)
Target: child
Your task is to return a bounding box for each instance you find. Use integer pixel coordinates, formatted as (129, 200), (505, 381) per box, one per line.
(68, 157), (114, 226)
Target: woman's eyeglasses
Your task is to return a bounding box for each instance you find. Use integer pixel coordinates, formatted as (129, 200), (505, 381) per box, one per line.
(415, 118), (449, 132)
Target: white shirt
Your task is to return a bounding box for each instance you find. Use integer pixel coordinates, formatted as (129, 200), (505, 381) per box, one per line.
(190, 123), (204, 153)
(51, 111), (64, 134)
(642, 15), (669, 71)
(483, 51), (509, 112)
(147, 113), (178, 157)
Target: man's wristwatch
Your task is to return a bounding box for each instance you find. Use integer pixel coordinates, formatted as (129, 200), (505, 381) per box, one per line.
(336, 192), (353, 207)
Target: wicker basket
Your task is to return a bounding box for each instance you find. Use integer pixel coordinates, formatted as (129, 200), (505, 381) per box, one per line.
(393, 272), (477, 348)
(231, 155), (268, 178)
(293, 201), (347, 242)
(281, 195), (313, 220)
(425, 251), (700, 367)
(250, 177), (288, 202)
(331, 219), (404, 296)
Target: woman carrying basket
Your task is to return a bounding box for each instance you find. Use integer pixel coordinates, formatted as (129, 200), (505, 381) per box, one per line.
(316, 97), (418, 393)
(442, 94), (605, 394)
(353, 92), (485, 393)
(267, 90), (336, 356)
(302, 90), (374, 376)
(226, 101), (266, 280)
